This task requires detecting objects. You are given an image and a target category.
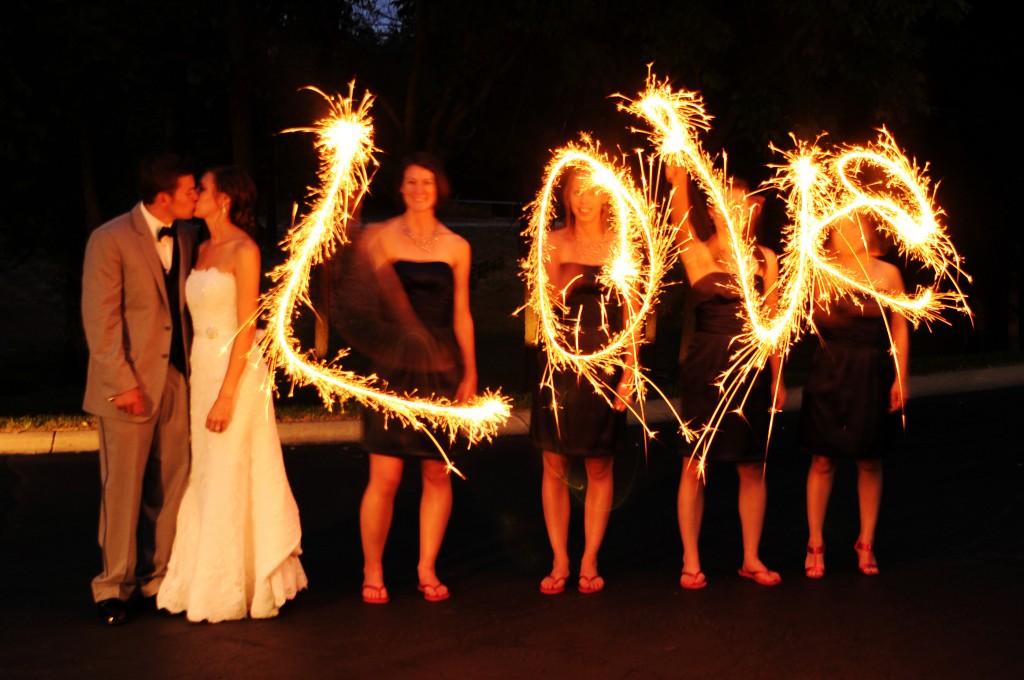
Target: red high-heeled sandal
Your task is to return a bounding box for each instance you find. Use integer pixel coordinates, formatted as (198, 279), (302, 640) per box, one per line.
(805, 544), (826, 579)
(855, 541), (879, 576)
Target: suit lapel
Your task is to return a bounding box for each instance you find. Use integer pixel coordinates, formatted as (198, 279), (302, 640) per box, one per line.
(129, 204), (170, 310)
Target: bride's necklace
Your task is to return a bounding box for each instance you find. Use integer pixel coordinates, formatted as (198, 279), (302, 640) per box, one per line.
(573, 227), (609, 261)
(401, 218), (440, 253)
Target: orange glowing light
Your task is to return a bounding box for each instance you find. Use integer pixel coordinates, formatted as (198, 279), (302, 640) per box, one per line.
(258, 84), (511, 476)
(623, 73), (971, 472)
(522, 138), (692, 441)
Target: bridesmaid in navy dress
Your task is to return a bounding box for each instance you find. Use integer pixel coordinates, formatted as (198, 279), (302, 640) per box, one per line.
(530, 169), (635, 595)
(666, 167), (787, 589)
(801, 214), (909, 578)
(358, 153), (478, 604)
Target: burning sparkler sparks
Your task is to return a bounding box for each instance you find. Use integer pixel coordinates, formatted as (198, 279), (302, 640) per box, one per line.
(622, 73), (971, 471)
(259, 84), (511, 475)
(521, 138), (688, 439)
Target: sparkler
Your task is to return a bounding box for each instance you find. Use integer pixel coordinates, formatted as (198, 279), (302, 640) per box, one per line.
(623, 74), (971, 472)
(259, 84), (511, 475)
(522, 138), (689, 440)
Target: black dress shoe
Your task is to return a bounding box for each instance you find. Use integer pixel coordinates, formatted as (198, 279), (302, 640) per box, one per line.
(96, 598), (130, 625)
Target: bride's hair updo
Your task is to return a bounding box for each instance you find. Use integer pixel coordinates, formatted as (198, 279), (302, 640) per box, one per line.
(209, 165), (258, 236)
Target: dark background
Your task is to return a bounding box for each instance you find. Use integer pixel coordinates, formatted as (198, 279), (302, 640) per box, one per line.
(1, 0), (1018, 414)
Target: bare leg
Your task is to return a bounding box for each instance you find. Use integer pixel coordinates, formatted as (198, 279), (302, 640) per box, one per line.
(806, 454), (836, 575)
(855, 459), (883, 574)
(540, 451), (572, 590)
(736, 462), (779, 584)
(579, 456), (613, 591)
(678, 458), (705, 586)
(360, 454), (403, 601)
(417, 459), (453, 597)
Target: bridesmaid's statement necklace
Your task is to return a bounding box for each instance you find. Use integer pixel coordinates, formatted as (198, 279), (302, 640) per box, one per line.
(573, 227), (609, 261)
(401, 218), (440, 253)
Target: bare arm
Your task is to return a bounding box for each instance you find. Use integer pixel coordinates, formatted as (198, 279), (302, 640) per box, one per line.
(541, 226), (564, 290)
(665, 165), (707, 282)
(451, 237), (478, 403)
(884, 263), (910, 412)
(613, 285), (641, 412)
(205, 240), (260, 432)
(665, 164), (696, 243)
(761, 246), (788, 411)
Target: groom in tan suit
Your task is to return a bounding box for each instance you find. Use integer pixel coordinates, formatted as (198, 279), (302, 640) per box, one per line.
(82, 154), (198, 625)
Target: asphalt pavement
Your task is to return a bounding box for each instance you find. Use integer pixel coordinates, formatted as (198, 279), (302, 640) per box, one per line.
(1, 377), (1022, 678)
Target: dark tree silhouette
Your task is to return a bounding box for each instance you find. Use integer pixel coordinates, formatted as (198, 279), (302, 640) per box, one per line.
(5, 0), (1015, 415)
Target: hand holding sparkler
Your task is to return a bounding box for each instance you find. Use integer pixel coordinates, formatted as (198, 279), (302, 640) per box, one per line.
(522, 138), (685, 440)
(624, 73), (970, 471)
(259, 85), (511, 476)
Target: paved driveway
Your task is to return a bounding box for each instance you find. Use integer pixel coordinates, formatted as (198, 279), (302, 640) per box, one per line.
(1, 388), (1021, 678)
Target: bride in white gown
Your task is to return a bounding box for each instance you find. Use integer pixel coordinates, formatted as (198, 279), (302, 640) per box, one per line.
(158, 166), (307, 622)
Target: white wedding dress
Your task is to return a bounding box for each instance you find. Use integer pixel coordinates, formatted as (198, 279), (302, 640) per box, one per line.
(158, 268), (307, 622)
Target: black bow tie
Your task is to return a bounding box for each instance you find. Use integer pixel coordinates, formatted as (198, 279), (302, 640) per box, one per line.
(157, 225), (176, 240)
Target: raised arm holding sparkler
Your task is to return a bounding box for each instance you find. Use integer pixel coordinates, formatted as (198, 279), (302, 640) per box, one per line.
(666, 166), (786, 589)
(530, 167), (638, 596)
(800, 213), (910, 579)
(358, 153), (475, 605)
(260, 86), (509, 464)
(623, 72), (967, 586)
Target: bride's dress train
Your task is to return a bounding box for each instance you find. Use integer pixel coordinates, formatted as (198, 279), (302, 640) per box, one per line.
(158, 268), (307, 622)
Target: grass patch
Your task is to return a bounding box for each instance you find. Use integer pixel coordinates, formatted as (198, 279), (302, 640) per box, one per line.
(0, 403), (363, 432)
(1, 414), (96, 433)
(275, 401), (361, 422)
(1, 353), (1019, 432)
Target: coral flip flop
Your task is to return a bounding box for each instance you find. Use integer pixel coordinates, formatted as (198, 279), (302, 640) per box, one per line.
(417, 582), (450, 602)
(738, 567), (782, 586)
(578, 574), (605, 594)
(680, 570), (707, 590)
(361, 584), (390, 604)
(539, 574), (567, 595)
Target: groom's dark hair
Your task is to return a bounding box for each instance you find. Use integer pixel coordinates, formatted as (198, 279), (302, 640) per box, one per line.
(137, 153), (194, 204)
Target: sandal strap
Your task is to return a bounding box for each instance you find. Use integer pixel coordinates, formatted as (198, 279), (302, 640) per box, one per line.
(806, 544), (826, 555)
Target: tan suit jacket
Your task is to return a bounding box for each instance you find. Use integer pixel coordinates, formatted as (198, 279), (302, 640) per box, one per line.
(82, 203), (195, 419)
